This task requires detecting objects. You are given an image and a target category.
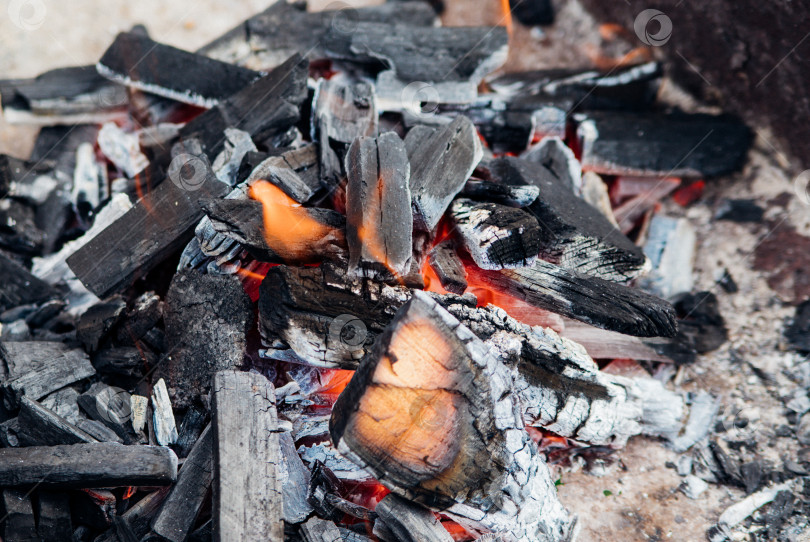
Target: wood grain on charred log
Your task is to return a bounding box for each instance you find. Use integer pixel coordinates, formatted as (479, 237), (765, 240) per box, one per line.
(17, 397), (97, 447)
(428, 239), (468, 295)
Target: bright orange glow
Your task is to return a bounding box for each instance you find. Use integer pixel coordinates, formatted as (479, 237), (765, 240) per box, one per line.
(500, 0), (513, 38)
(466, 283), (565, 333)
(318, 369), (355, 398)
(236, 262), (274, 302)
(123, 486), (136, 500)
(355, 221), (401, 280)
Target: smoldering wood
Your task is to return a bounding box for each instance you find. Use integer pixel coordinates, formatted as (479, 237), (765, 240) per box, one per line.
(314, 78), (378, 146)
(428, 239), (468, 295)
(98, 32), (260, 108)
(1, 341), (96, 409)
(17, 397), (98, 446)
(485, 156), (648, 282)
(77, 382), (136, 443)
(36, 491), (72, 542)
(212, 370), (283, 542)
(521, 136), (582, 193)
(299, 517), (372, 542)
(1, 489), (38, 542)
(244, 145), (322, 203)
(0, 443), (177, 488)
(466, 260), (678, 338)
(151, 378), (178, 446)
(345, 132), (413, 278)
(175, 403), (208, 458)
(450, 198), (542, 269)
(407, 116), (483, 232)
(71, 488), (116, 530)
(152, 424), (213, 542)
(67, 140), (229, 298)
(307, 461), (376, 525)
(94, 488), (170, 542)
(374, 494), (454, 542)
(0, 252), (58, 312)
(330, 291), (572, 541)
(460, 178), (539, 207)
(576, 111), (753, 178)
(279, 430), (313, 524)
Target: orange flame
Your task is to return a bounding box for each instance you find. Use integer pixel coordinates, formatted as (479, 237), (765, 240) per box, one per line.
(123, 487), (136, 500)
(500, 0), (513, 38)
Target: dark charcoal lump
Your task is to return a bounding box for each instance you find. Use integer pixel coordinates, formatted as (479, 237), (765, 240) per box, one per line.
(509, 0), (554, 26)
(674, 291), (728, 354)
(786, 299), (810, 352)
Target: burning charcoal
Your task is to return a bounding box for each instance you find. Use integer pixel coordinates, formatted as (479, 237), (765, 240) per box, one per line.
(674, 291), (728, 353)
(450, 198), (542, 269)
(509, 0), (553, 25)
(152, 424), (212, 542)
(67, 139), (229, 298)
(638, 216), (696, 300)
(299, 517), (372, 542)
(0, 253), (58, 312)
(98, 32), (261, 108)
(345, 132), (412, 278)
(428, 239), (468, 295)
(175, 403), (208, 458)
(576, 111), (753, 178)
(706, 482), (793, 542)
(95, 489), (170, 542)
(250, 164), (314, 204)
(466, 260), (677, 337)
(486, 156), (648, 281)
(1, 341), (95, 409)
(211, 128), (258, 186)
(786, 299), (810, 352)
(460, 178), (539, 207)
(179, 54), (307, 159)
(17, 397), (97, 446)
(330, 291), (572, 541)
(408, 116), (483, 232)
(0, 443), (177, 487)
(76, 296), (127, 352)
(72, 489), (116, 529)
(1, 490), (37, 542)
(279, 431), (313, 524)
(522, 136), (582, 193)
(36, 492), (72, 542)
(374, 494), (453, 542)
(151, 379), (178, 446)
(212, 370), (283, 542)
(243, 145), (321, 203)
(77, 383), (135, 443)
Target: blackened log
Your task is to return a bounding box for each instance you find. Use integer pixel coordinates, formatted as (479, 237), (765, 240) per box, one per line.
(76, 296), (127, 352)
(0, 443), (177, 488)
(374, 494), (453, 542)
(212, 370), (283, 542)
(428, 240), (467, 295)
(98, 32), (260, 108)
(279, 431), (313, 524)
(1, 490), (37, 542)
(179, 54), (308, 159)
(36, 492), (72, 542)
(407, 116), (483, 232)
(0, 253), (58, 312)
(67, 140), (229, 297)
(460, 178), (539, 207)
(75, 419), (122, 444)
(345, 132), (412, 278)
(151, 378), (178, 446)
(175, 403), (208, 458)
(152, 424), (212, 542)
(486, 156), (648, 281)
(77, 383), (135, 443)
(466, 260), (678, 337)
(576, 111), (752, 178)
(1, 341), (95, 409)
(330, 291), (571, 541)
(450, 198), (542, 269)
(17, 397), (97, 446)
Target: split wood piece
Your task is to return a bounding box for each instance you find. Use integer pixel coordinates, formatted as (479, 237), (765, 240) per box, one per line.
(243, 145), (321, 203)
(279, 430), (313, 524)
(485, 156), (647, 282)
(201, 197), (347, 264)
(450, 198), (542, 269)
(178, 54), (307, 159)
(299, 517), (372, 542)
(1, 341), (95, 409)
(407, 116), (483, 232)
(0, 443), (177, 488)
(151, 378), (178, 446)
(325, 23), (508, 106)
(466, 260), (677, 337)
(36, 492), (72, 542)
(258, 263), (410, 368)
(330, 291), (571, 541)
(521, 136), (582, 194)
(152, 424), (213, 542)
(17, 397), (98, 446)
(0, 252), (58, 312)
(1, 489), (37, 542)
(94, 488), (169, 542)
(374, 494), (454, 542)
(98, 32), (261, 108)
(160, 270), (253, 409)
(76, 296), (127, 352)
(345, 132), (413, 278)
(198, 2), (436, 69)
(67, 139), (229, 297)
(576, 111), (752, 178)
(77, 382), (135, 443)
(212, 370), (283, 542)
(460, 178), (539, 207)
(428, 239), (468, 295)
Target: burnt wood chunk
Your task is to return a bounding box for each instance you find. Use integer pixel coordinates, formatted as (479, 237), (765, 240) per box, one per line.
(0, 443), (177, 488)
(314, 79), (378, 146)
(152, 424), (213, 542)
(408, 116), (483, 232)
(98, 32), (260, 108)
(161, 270), (253, 408)
(450, 198), (542, 269)
(0, 253), (58, 312)
(17, 397), (97, 446)
(212, 370), (283, 542)
(77, 383), (135, 443)
(522, 136), (581, 193)
(428, 239), (468, 295)
(92, 347), (151, 386)
(487, 156), (647, 281)
(374, 494), (453, 542)
(76, 296), (127, 352)
(179, 54), (308, 159)
(460, 178), (539, 207)
(175, 403), (208, 458)
(299, 517), (372, 542)
(576, 111), (753, 178)
(1, 341), (95, 409)
(67, 140), (229, 297)
(330, 291), (571, 541)
(1, 490), (37, 542)
(345, 132), (413, 278)
(36, 492), (72, 542)
(244, 145), (321, 203)
(279, 431), (313, 524)
(466, 260), (678, 337)
(94, 488), (169, 542)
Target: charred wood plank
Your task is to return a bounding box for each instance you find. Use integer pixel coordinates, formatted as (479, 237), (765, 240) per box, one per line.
(460, 178), (539, 207)
(0, 443), (177, 488)
(17, 397), (97, 446)
(212, 370), (283, 542)
(345, 132), (412, 278)
(374, 494), (453, 542)
(0, 253), (58, 312)
(330, 291), (571, 541)
(428, 239), (467, 295)
(98, 32), (261, 108)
